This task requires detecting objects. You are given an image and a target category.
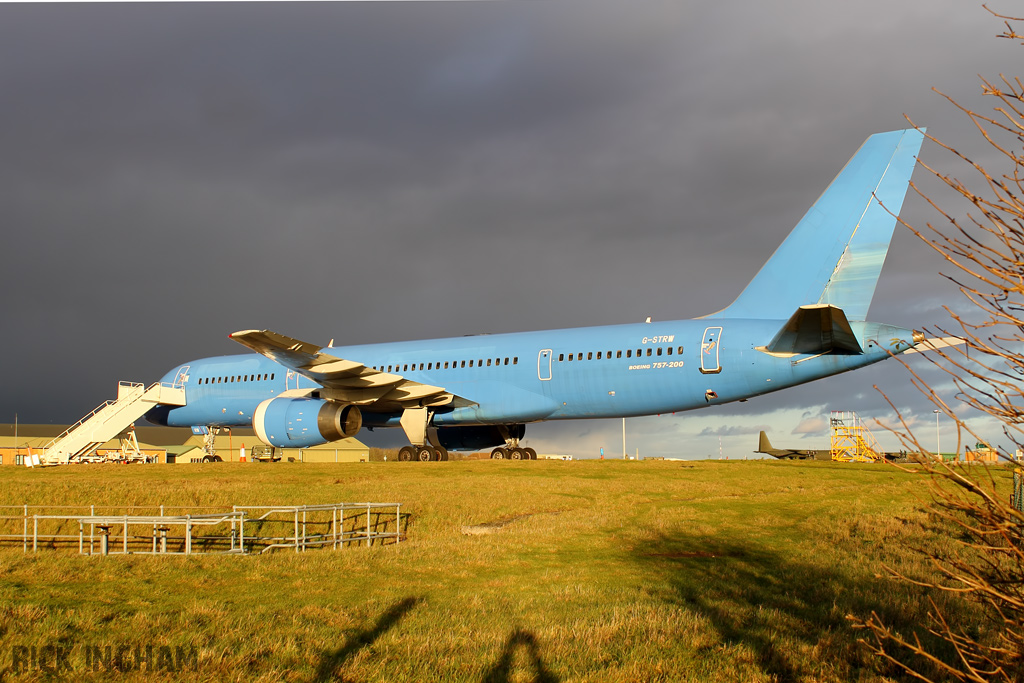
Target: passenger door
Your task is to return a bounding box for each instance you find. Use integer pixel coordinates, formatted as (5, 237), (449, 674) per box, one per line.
(700, 327), (722, 374)
(537, 349), (552, 381)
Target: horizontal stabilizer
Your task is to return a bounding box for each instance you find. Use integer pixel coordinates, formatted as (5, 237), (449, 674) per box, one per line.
(903, 336), (966, 354)
(764, 305), (863, 355)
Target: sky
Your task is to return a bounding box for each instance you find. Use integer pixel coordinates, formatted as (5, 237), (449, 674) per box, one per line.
(0, 0), (1018, 459)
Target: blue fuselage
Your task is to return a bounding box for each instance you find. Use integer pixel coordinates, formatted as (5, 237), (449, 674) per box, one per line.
(150, 318), (913, 432)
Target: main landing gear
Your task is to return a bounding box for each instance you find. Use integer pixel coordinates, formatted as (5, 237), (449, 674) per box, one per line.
(490, 441), (537, 461)
(397, 445), (449, 462)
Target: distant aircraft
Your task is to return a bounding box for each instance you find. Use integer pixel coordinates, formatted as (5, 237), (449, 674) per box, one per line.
(146, 129), (931, 462)
(754, 432), (831, 461)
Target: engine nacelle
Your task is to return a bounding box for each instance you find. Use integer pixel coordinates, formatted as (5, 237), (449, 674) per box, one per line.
(436, 424), (525, 451)
(253, 398), (362, 449)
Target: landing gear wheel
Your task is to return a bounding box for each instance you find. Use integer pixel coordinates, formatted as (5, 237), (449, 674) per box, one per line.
(510, 448), (526, 460)
(398, 446), (414, 462)
(525, 448), (537, 460)
(435, 447), (449, 462)
(201, 455), (213, 463)
(416, 446), (435, 462)
(491, 447), (507, 460)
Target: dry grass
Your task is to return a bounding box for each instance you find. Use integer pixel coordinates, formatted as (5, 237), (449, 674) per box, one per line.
(0, 458), (1010, 681)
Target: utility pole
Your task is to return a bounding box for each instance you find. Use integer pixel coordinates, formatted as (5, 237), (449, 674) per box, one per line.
(933, 409), (940, 457)
(622, 418), (626, 460)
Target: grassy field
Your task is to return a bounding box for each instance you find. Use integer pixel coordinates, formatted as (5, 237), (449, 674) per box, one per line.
(0, 458), (1003, 682)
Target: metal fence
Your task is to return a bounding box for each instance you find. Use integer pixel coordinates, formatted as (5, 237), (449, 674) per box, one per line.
(1013, 469), (1023, 514)
(0, 502), (404, 555)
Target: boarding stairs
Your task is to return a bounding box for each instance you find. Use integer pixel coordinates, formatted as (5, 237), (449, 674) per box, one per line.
(829, 410), (882, 463)
(34, 382), (186, 466)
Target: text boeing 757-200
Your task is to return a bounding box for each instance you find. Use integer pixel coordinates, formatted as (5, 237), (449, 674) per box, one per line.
(146, 129), (932, 461)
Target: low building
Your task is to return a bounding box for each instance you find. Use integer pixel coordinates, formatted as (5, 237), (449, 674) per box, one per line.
(965, 442), (999, 464)
(0, 424), (368, 465)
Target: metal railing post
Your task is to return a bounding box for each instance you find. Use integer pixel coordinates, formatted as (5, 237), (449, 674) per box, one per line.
(366, 504), (371, 547)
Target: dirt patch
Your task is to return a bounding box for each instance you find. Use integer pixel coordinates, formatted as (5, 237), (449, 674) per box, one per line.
(460, 514), (534, 536)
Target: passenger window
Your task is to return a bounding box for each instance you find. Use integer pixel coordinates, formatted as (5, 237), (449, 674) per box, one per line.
(271, 374), (275, 380)
(678, 346), (684, 354)
(667, 347), (673, 355)
(444, 362), (449, 369)
(588, 352), (593, 360)
(504, 358), (509, 365)
(487, 359), (492, 367)
(478, 359), (483, 367)
(461, 361), (466, 368)
(469, 360), (475, 368)
(637, 348), (642, 357)
(646, 348), (653, 357)
(616, 350), (622, 359)
(513, 357), (518, 365)
(558, 354), (564, 362)
(568, 354), (574, 361)
(607, 350), (612, 358)
(626, 350), (632, 358)
(657, 348), (663, 356)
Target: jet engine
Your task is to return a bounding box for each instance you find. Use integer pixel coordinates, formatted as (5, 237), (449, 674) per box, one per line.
(253, 398), (362, 448)
(436, 424), (525, 451)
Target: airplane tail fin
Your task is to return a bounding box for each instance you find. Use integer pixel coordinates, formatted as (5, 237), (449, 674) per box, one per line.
(710, 128), (925, 322)
(757, 431), (773, 453)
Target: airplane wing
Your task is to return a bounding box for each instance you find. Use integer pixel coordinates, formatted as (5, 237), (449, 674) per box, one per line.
(229, 329), (476, 411)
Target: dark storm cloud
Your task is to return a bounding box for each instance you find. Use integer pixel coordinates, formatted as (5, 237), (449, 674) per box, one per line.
(0, 1), (1015, 457)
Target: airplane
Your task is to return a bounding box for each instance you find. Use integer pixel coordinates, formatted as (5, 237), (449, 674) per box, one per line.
(146, 128), (929, 462)
(754, 432), (831, 461)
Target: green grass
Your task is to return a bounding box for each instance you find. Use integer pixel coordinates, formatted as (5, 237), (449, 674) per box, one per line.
(0, 459), (1005, 681)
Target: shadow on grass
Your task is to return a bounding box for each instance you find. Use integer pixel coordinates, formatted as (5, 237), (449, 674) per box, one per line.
(311, 597), (420, 682)
(631, 534), (951, 682)
(481, 630), (559, 683)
